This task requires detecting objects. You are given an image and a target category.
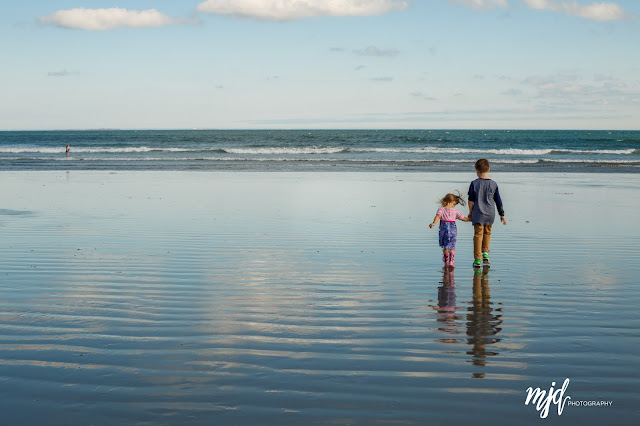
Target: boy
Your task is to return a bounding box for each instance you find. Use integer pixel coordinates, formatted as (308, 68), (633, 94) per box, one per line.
(468, 159), (506, 268)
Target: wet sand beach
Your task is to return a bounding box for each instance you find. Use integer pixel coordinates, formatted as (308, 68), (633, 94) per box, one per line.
(1, 171), (638, 425)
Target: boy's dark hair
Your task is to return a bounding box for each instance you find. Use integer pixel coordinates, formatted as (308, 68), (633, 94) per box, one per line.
(475, 158), (490, 173)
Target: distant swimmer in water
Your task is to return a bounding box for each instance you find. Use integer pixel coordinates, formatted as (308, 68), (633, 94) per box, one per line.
(65, 144), (70, 156)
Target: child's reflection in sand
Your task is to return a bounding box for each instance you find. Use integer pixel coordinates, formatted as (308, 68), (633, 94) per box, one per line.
(467, 266), (503, 378)
(435, 268), (462, 342)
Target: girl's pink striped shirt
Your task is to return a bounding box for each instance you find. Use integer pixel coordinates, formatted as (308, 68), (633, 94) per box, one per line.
(437, 207), (464, 222)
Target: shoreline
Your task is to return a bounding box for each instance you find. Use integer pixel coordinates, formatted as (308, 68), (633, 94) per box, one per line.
(1, 165), (639, 173)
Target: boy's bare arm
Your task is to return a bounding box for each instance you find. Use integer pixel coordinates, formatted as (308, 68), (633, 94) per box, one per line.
(468, 201), (474, 219)
(500, 216), (507, 225)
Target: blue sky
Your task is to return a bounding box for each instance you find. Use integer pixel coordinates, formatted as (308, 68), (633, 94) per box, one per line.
(2, 0), (639, 130)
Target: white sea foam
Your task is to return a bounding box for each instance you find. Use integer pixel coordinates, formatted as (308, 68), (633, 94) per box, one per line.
(27, 157), (639, 165)
(561, 148), (635, 155)
(351, 147), (555, 155)
(0, 147), (66, 154)
(352, 147), (636, 155)
(224, 147), (346, 155)
(0, 146), (197, 154)
(539, 158), (640, 164)
(0, 146), (635, 155)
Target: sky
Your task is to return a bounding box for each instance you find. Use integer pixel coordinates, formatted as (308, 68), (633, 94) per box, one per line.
(1, 0), (639, 130)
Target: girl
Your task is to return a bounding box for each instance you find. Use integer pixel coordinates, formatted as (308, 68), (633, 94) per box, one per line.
(429, 192), (470, 268)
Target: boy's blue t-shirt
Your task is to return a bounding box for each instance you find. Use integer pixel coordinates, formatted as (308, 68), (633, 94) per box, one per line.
(468, 178), (504, 225)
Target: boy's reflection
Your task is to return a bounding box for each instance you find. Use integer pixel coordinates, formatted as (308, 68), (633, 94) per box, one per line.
(467, 267), (503, 378)
(435, 269), (462, 342)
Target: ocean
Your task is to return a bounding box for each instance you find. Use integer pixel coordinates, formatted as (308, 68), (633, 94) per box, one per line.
(1, 129), (638, 172)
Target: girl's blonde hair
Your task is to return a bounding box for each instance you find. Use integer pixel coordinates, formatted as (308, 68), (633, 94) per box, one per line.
(439, 191), (466, 207)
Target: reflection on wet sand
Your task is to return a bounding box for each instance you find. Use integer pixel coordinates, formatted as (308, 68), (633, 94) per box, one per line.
(467, 266), (503, 378)
(3, 171), (638, 424)
(435, 269), (463, 342)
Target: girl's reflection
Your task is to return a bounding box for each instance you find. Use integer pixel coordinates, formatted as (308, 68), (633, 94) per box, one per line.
(435, 269), (463, 342)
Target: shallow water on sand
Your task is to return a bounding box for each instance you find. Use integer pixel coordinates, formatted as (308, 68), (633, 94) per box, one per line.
(0, 172), (638, 425)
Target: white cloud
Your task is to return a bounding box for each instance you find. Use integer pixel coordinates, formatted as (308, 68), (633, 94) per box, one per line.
(501, 88), (523, 96)
(522, 73), (637, 106)
(523, 0), (633, 21)
(593, 73), (615, 81)
(449, 0), (509, 10)
(196, 0), (409, 21)
(39, 8), (184, 30)
(523, 0), (552, 8)
(410, 91), (438, 100)
(354, 46), (399, 57)
(523, 74), (586, 97)
(47, 69), (74, 77)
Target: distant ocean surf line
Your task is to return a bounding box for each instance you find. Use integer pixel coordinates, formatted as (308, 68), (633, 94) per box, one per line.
(0, 129), (638, 172)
